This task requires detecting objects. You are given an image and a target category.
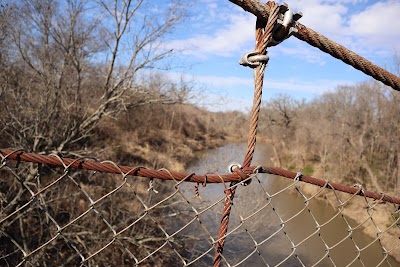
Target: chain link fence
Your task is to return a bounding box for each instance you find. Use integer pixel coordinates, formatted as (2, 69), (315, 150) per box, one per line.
(2, 0), (400, 266)
(1, 149), (399, 266)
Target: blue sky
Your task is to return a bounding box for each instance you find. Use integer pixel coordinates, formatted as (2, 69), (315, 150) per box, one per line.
(160, 0), (400, 112)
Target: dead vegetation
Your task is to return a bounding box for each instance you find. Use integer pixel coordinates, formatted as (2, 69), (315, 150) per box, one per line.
(0, 1), (248, 265)
(261, 81), (400, 194)
(260, 80), (400, 261)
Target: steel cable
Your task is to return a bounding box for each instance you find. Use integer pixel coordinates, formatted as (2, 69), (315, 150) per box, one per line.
(213, 2), (280, 266)
(228, 0), (400, 91)
(1, 149), (400, 204)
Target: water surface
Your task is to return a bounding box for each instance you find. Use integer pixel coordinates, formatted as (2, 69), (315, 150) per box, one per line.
(180, 143), (400, 266)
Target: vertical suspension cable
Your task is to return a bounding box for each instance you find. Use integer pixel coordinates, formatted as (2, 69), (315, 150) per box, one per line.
(212, 2), (280, 266)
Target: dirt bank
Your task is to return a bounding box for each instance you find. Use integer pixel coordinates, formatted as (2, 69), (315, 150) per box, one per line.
(297, 175), (400, 262)
(261, 138), (400, 262)
(93, 104), (248, 171)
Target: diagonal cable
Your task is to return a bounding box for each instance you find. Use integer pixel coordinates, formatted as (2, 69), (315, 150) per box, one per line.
(228, 0), (400, 91)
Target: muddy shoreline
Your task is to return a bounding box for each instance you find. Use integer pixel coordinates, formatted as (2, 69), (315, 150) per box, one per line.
(185, 142), (400, 266)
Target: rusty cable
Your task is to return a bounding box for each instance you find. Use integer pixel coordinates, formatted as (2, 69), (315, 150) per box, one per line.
(260, 166), (400, 205)
(242, 4), (278, 168)
(213, 2), (280, 266)
(0, 149), (242, 183)
(1, 148), (400, 205)
(228, 0), (400, 91)
(294, 24), (400, 90)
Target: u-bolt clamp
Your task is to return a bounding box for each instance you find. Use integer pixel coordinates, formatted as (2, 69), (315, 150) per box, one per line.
(239, 51), (269, 68)
(269, 3), (302, 47)
(228, 163), (252, 186)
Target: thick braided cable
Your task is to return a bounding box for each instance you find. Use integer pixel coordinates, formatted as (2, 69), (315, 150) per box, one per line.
(212, 3), (280, 267)
(294, 24), (400, 90)
(243, 3), (280, 168)
(1, 149), (400, 205)
(228, 0), (400, 91)
(212, 186), (236, 267)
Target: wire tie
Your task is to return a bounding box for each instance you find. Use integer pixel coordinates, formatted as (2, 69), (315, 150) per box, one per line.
(193, 182), (203, 201)
(148, 178), (158, 194)
(202, 175), (208, 187)
(353, 183), (365, 196)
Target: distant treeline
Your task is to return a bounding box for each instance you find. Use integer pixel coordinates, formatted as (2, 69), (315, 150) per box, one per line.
(261, 81), (400, 194)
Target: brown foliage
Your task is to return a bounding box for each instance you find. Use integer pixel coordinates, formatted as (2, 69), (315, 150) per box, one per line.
(261, 81), (400, 194)
(0, 0), (249, 265)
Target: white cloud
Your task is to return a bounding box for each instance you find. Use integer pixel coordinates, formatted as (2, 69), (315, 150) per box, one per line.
(161, 0), (399, 111)
(289, 0), (400, 55)
(163, 69), (358, 111)
(196, 74), (253, 88)
(271, 39), (328, 65)
(189, 93), (254, 112)
(320, 0), (368, 4)
(193, 75), (344, 95)
(265, 77), (350, 94)
(173, 0), (400, 60)
(166, 12), (255, 58)
(289, 0), (347, 35)
(173, 72), (351, 94)
(184, 74), (355, 111)
(348, 1), (400, 45)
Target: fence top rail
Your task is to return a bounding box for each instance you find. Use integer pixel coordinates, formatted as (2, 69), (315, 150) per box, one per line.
(1, 148), (400, 206)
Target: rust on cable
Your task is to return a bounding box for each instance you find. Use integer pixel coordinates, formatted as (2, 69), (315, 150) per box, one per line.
(2, 2), (400, 265)
(214, 2), (281, 266)
(229, 0), (400, 91)
(294, 24), (400, 90)
(1, 148), (399, 205)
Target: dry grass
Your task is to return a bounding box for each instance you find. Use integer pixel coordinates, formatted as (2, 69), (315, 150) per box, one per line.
(94, 104), (248, 170)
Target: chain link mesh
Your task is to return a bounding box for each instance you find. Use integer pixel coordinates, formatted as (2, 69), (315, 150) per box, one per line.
(1, 151), (399, 266)
(1, 2), (400, 265)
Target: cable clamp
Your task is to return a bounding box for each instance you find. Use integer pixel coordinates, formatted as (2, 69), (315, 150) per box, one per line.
(228, 163), (252, 186)
(269, 3), (302, 47)
(239, 51), (269, 68)
(294, 172), (303, 181)
(228, 163), (242, 173)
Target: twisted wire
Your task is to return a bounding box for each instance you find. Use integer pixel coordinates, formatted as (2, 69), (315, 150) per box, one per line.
(243, 2), (279, 168)
(294, 24), (400, 91)
(1, 149), (400, 205)
(229, 0), (400, 91)
(213, 2), (280, 266)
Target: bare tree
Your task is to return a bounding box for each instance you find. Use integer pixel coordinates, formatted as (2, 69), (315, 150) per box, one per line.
(261, 79), (400, 193)
(261, 94), (301, 167)
(0, 0), (188, 153)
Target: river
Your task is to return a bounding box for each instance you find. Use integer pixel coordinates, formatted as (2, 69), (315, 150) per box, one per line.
(180, 143), (400, 266)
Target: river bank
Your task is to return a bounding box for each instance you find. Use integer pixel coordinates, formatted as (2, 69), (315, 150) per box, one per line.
(91, 104), (248, 171)
(262, 136), (400, 263)
(298, 180), (400, 263)
(90, 101), (400, 264)
(185, 142), (400, 266)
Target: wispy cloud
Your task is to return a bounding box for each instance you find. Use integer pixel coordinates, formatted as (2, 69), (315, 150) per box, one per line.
(183, 73), (354, 111)
(161, 0), (399, 111)
(264, 77), (351, 94)
(167, 71), (352, 95)
(289, 0), (348, 35)
(167, 0), (400, 61)
(347, 0), (400, 49)
(289, 0), (400, 56)
(166, 12), (255, 58)
(188, 92), (254, 112)
(271, 40), (328, 65)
